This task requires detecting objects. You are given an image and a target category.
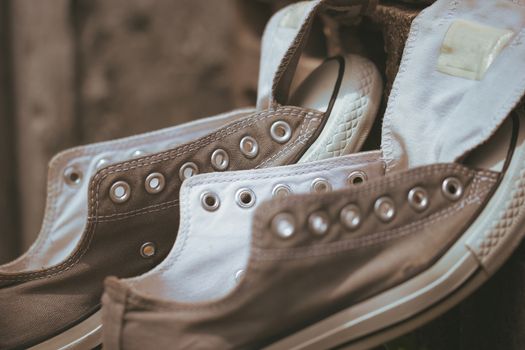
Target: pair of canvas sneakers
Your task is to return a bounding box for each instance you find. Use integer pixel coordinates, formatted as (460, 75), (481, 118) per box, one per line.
(1, 0), (525, 349)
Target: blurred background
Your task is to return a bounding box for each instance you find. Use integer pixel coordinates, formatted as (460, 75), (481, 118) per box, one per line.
(0, 1), (524, 349)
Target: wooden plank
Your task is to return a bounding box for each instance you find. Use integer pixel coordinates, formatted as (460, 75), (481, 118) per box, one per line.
(75, 0), (238, 143)
(11, 0), (77, 248)
(0, 1), (20, 263)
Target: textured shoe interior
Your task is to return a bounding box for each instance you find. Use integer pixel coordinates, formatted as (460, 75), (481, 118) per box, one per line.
(0, 109), (253, 273)
(295, 55), (382, 162)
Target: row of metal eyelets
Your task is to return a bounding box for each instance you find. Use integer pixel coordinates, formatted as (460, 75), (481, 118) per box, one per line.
(200, 168), (370, 212)
(271, 170), (368, 200)
(272, 176), (465, 239)
(108, 121), (293, 204)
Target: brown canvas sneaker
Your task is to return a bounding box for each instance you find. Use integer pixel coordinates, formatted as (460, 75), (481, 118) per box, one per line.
(101, 0), (525, 349)
(0, 1), (382, 349)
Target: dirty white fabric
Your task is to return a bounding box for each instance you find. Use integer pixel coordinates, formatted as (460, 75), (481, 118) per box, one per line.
(257, 1), (319, 109)
(382, 0), (525, 172)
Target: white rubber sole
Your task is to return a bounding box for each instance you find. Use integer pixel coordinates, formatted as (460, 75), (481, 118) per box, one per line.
(266, 116), (525, 350)
(28, 311), (101, 350)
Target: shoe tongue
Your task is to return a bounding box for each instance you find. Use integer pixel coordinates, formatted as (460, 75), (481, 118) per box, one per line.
(256, 0), (376, 110)
(381, 0), (525, 172)
(257, 1), (319, 110)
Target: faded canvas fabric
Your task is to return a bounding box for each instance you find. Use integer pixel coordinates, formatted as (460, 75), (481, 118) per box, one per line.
(382, 0), (525, 172)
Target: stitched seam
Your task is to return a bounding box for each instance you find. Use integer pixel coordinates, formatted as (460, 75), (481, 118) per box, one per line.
(0, 220), (99, 281)
(186, 158), (383, 187)
(381, 3), (422, 171)
(271, 2), (322, 104)
(90, 200), (180, 220)
(93, 202), (180, 223)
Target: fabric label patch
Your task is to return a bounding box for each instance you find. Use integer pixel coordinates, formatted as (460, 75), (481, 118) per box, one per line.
(437, 19), (514, 80)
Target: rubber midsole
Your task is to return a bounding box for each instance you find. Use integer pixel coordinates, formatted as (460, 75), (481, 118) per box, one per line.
(28, 311), (101, 350)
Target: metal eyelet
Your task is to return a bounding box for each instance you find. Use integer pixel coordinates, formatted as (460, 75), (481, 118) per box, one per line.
(145, 172), (166, 194)
(179, 162), (199, 181)
(442, 177), (463, 201)
(211, 149), (230, 171)
(64, 166), (83, 187)
(201, 191), (220, 212)
(131, 149), (146, 158)
(234, 269), (245, 283)
(347, 170), (368, 186)
(340, 204), (361, 230)
(236, 188), (256, 208)
(110, 181), (131, 204)
(239, 136), (259, 159)
(271, 212), (296, 239)
(308, 211), (330, 236)
(311, 178), (332, 193)
(272, 184), (292, 199)
(374, 196), (396, 222)
(96, 158), (110, 170)
(270, 120), (292, 144)
(408, 186), (429, 212)
(140, 242), (157, 258)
